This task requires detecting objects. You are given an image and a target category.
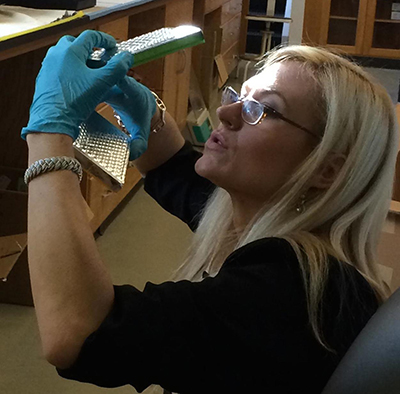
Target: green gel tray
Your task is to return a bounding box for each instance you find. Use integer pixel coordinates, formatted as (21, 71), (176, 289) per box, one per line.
(88, 25), (205, 68)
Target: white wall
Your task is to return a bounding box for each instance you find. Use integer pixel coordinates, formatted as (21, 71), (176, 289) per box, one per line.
(282, 0), (306, 45)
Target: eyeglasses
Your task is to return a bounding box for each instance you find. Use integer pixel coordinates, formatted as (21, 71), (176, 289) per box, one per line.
(221, 86), (320, 140)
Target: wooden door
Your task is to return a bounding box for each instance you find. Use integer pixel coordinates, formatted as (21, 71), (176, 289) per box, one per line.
(319, 0), (369, 55)
(363, 0), (400, 59)
(163, 0), (194, 130)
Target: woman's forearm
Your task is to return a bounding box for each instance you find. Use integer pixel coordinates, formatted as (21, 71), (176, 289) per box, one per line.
(26, 133), (114, 369)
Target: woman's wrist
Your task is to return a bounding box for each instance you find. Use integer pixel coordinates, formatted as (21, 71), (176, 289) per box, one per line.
(26, 133), (75, 164)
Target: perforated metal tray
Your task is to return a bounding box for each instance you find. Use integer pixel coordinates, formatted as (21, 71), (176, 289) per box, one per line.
(75, 26), (204, 191)
(88, 25), (204, 68)
(74, 112), (130, 191)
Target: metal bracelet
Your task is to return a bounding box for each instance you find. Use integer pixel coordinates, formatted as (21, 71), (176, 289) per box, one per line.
(113, 112), (130, 137)
(24, 156), (83, 185)
(150, 91), (167, 133)
(112, 90), (167, 136)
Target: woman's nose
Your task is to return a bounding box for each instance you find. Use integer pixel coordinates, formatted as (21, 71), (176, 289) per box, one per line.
(216, 102), (243, 131)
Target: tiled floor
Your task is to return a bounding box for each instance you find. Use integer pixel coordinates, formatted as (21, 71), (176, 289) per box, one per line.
(364, 67), (400, 104)
(1, 64), (399, 394)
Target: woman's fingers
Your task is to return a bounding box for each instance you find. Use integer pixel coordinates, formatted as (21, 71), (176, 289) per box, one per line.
(99, 52), (134, 87)
(72, 30), (117, 62)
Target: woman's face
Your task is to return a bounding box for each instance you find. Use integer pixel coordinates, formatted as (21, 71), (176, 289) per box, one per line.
(195, 61), (320, 203)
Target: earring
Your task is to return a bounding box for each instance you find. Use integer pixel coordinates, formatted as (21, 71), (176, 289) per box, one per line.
(296, 194), (307, 214)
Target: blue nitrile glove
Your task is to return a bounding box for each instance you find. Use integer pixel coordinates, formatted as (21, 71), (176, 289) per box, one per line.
(104, 76), (157, 160)
(21, 30), (134, 141)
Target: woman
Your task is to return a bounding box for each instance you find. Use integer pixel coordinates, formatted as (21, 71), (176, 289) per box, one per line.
(22, 30), (398, 393)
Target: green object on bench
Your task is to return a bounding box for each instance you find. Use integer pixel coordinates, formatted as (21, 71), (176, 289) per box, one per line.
(88, 25), (205, 68)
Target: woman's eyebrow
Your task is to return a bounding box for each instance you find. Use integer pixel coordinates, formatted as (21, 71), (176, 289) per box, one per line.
(257, 88), (288, 107)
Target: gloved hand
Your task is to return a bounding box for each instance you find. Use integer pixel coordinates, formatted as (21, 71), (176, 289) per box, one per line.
(21, 30), (134, 141)
(104, 76), (157, 160)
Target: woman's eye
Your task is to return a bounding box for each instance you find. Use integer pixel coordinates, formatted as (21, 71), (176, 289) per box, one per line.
(264, 105), (280, 118)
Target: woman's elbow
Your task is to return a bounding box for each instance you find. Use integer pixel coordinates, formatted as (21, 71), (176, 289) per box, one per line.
(41, 331), (84, 369)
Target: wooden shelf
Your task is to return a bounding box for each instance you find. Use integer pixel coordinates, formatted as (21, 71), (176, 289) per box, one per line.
(330, 15), (358, 21)
(0, 0), (196, 234)
(304, 0), (400, 58)
(390, 200), (400, 215)
(375, 19), (400, 24)
(245, 15), (291, 23)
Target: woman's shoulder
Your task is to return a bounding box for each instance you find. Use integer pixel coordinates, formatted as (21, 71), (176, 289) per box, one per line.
(224, 237), (367, 275)
(221, 237), (377, 299)
(222, 237), (301, 274)
(217, 237), (306, 293)
(220, 237), (379, 355)
(225, 237), (295, 261)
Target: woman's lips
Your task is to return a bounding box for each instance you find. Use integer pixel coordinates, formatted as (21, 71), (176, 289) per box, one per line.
(205, 131), (227, 151)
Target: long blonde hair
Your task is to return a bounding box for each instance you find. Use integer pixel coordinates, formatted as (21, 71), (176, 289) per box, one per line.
(175, 45), (398, 350)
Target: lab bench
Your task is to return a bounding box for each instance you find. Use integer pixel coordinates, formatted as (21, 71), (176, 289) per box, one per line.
(0, 0), (245, 234)
(0, 0), (195, 232)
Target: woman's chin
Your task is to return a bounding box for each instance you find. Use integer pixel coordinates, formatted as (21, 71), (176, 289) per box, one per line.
(194, 156), (207, 177)
(195, 155), (219, 182)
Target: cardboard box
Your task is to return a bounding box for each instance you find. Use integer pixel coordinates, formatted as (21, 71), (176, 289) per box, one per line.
(0, 234), (32, 306)
(391, 11), (400, 20)
(0, 166), (32, 306)
(187, 109), (215, 145)
(215, 54), (229, 89)
(378, 208), (400, 293)
(0, 166), (95, 306)
(392, 2), (400, 12)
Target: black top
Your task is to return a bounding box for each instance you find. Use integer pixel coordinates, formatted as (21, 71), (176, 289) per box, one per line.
(58, 142), (379, 393)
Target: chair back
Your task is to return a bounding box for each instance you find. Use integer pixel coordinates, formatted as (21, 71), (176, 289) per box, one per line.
(321, 287), (400, 394)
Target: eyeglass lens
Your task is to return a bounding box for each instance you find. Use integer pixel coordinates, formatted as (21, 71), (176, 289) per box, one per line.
(221, 87), (239, 105)
(242, 101), (263, 125)
(222, 87), (263, 125)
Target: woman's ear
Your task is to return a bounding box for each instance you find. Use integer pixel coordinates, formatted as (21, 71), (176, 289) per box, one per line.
(310, 153), (346, 189)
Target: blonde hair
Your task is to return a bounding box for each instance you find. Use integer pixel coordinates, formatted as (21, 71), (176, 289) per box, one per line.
(175, 45), (399, 351)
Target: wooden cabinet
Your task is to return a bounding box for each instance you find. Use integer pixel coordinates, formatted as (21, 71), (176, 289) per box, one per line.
(164, 0), (194, 130)
(205, 0), (227, 14)
(97, 16), (129, 41)
(0, 0), (195, 233)
(223, 39), (240, 75)
(364, 0), (400, 58)
(193, 0), (243, 106)
(126, 0), (193, 129)
(221, 13), (241, 54)
(318, 0), (368, 53)
(391, 104), (400, 202)
(303, 0), (400, 58)
(84, 0), (194, 229)
(84, 167), (142, 232)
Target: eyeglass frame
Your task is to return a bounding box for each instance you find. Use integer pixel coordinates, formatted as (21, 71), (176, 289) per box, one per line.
(221, 86), (321, 141)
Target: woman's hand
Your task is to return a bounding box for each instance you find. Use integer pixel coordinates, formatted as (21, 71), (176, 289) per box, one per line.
(104, 76), (157, 160)
(21, 30), (134, 141)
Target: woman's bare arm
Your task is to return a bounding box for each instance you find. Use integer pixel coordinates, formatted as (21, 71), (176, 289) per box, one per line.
(26, 133), (115, 370)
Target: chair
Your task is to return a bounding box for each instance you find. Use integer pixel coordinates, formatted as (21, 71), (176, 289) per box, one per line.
(321, 286), (400, 394)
